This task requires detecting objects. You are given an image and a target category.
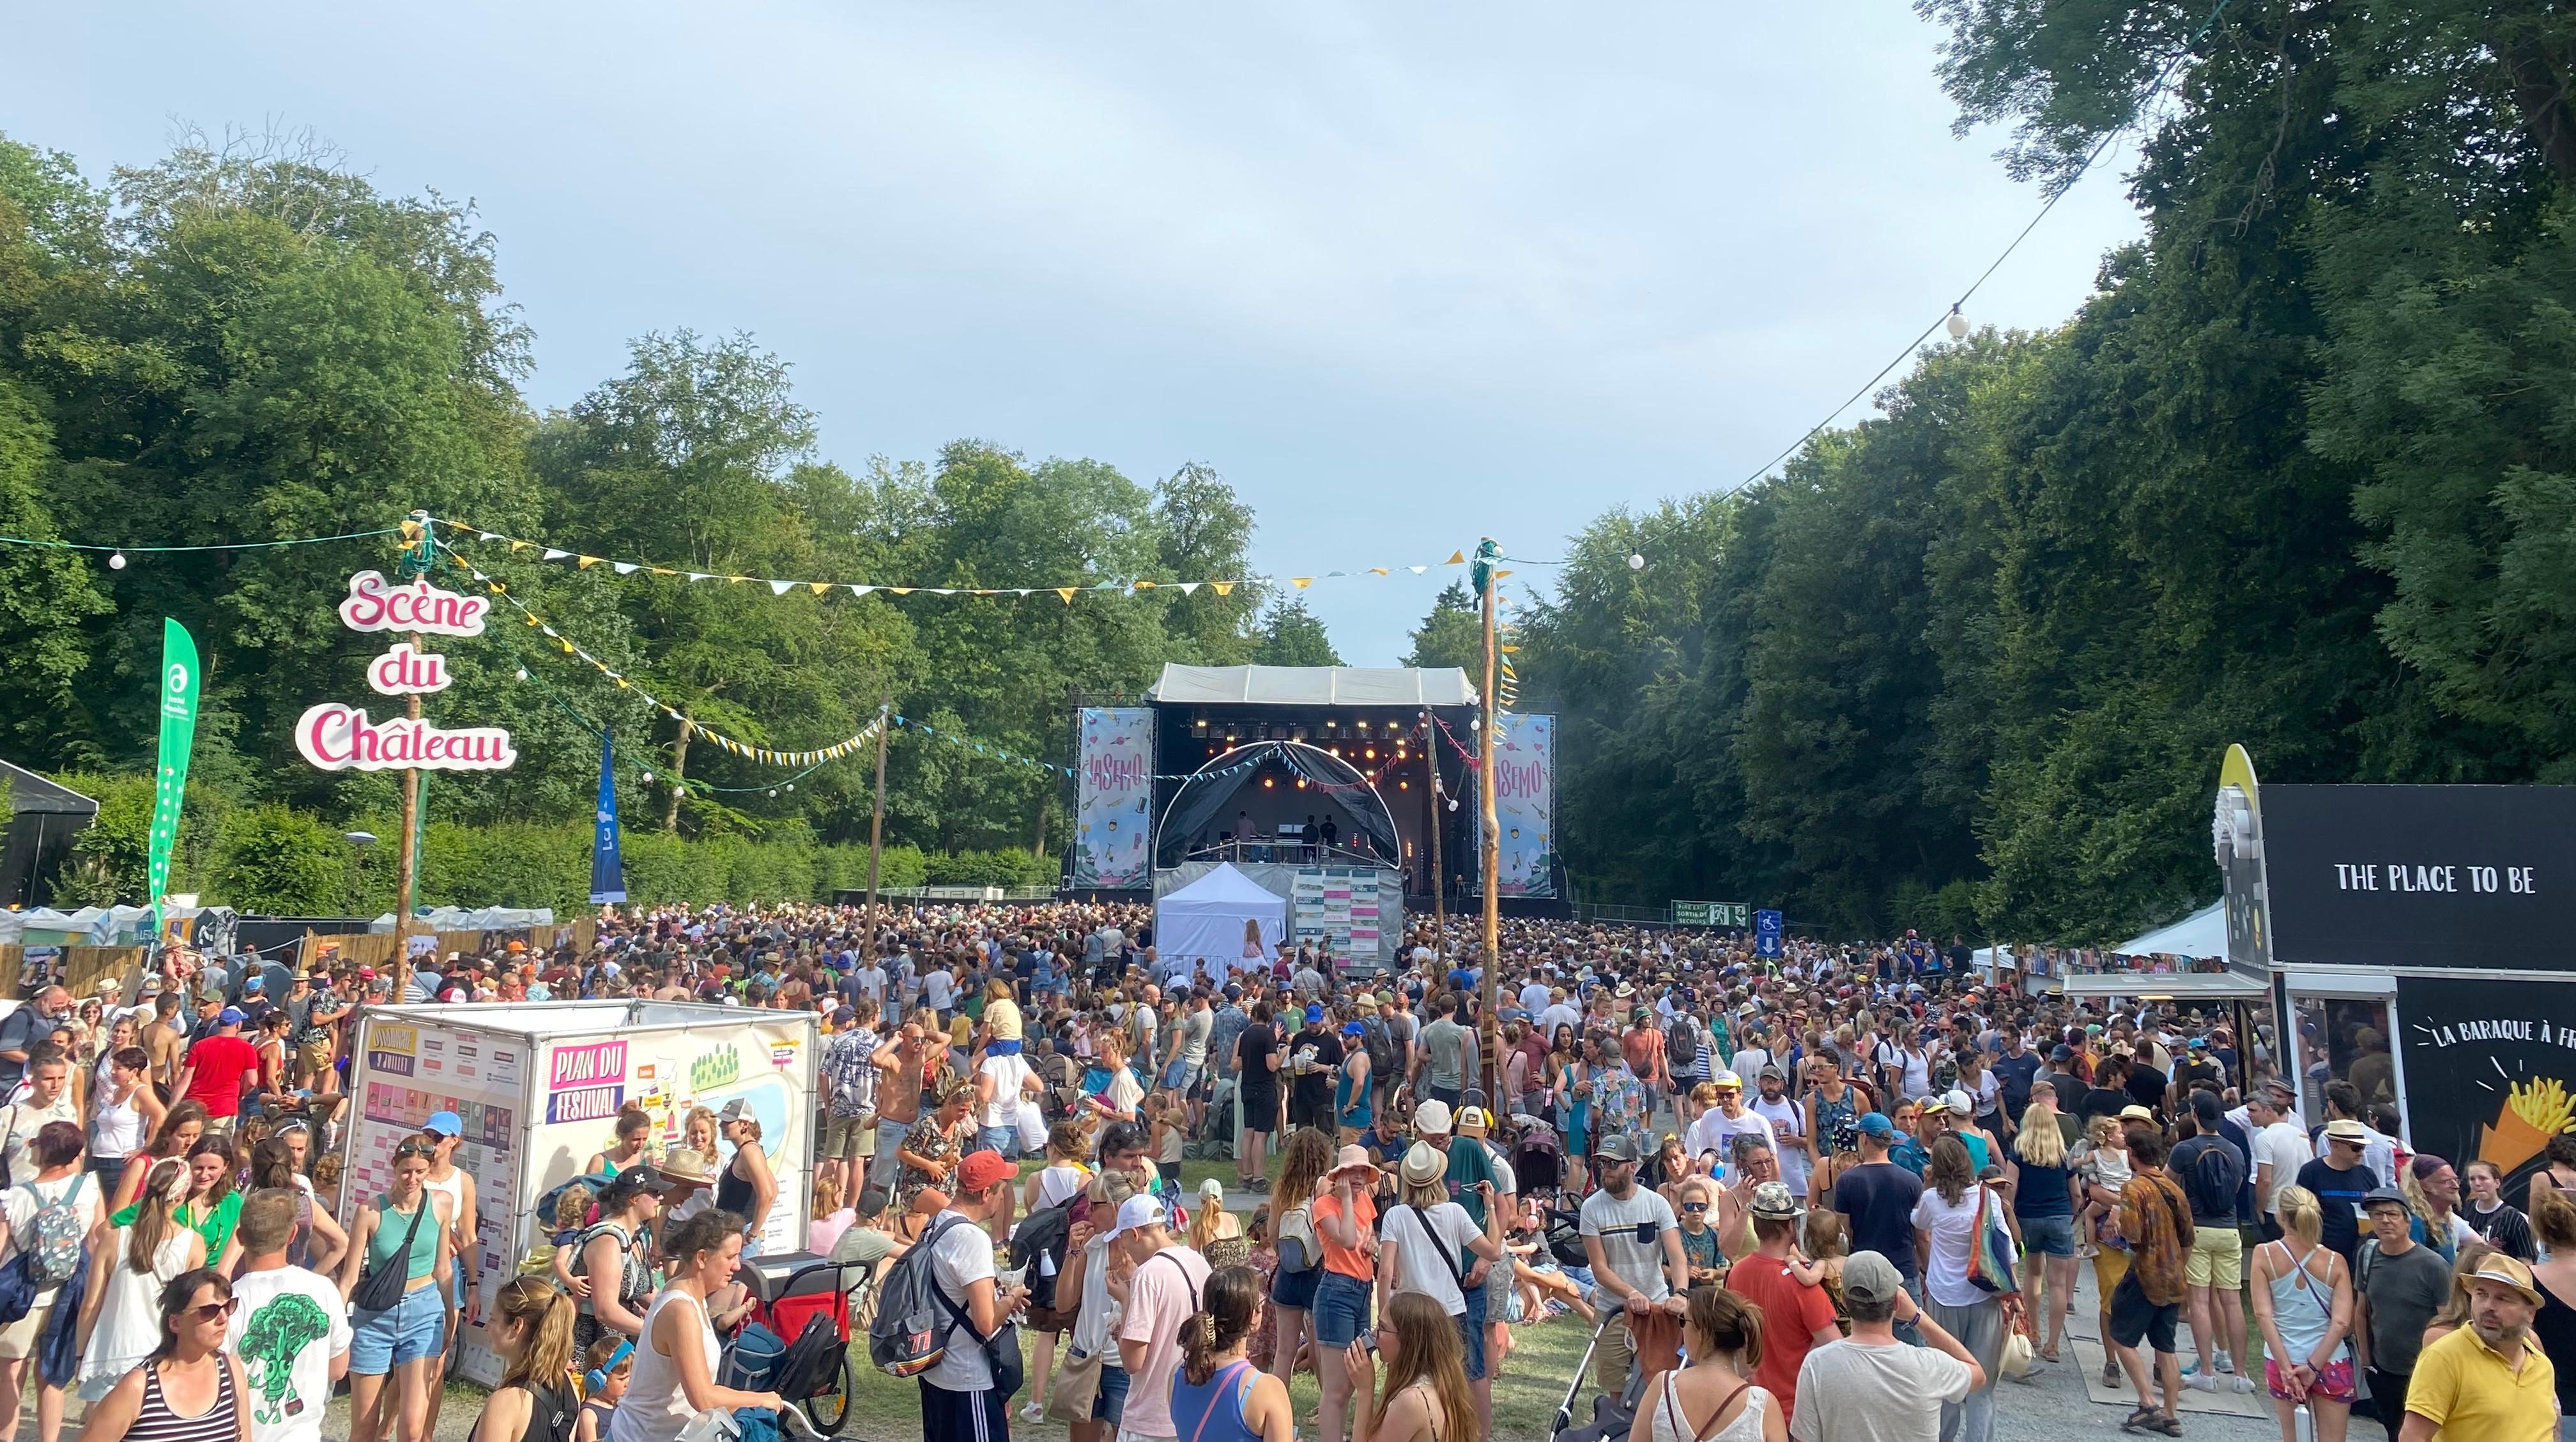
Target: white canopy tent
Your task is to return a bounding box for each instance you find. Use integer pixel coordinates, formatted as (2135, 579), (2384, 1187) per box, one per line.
(1147, 663), (1478, 708)
(1154, 863), (1287, 976)
(2113, 901), (2226, 958)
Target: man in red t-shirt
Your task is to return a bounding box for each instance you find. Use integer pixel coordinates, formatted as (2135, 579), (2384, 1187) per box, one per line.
(176, 1007), (262, 1131)
(1726, 1181), (1843, 1420)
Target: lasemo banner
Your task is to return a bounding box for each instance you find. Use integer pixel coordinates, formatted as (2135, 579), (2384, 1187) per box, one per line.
(1072, 707), (1152, 887)
(1494, 713), (1555, 897)
(146, 618), (201, 914)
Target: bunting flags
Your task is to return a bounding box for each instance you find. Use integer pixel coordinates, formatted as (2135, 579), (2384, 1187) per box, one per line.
(430, 516), (1473, 603)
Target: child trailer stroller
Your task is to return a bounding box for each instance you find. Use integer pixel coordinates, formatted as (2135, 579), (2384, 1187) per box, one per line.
(1548, 1313), (1648, 1442)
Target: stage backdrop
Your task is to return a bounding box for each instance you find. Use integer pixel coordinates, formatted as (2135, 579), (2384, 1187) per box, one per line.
(1492, 714), (1557, 897)
(1072, 707), (1153, 887)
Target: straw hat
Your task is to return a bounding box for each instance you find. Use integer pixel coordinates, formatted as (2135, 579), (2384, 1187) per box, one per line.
(656, 1149), (716, 1186)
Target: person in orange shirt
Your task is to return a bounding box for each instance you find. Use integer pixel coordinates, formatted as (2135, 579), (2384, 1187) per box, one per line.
(1313, 1144), (1381, 1442)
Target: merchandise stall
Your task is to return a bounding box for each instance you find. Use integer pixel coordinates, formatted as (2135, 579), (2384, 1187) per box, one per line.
(2214, 746), (2576, 1189)
(335, 1000), (820, 1383)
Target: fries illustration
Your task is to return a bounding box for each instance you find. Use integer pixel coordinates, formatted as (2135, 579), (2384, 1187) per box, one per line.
(2481, 1077), (2576, 1174)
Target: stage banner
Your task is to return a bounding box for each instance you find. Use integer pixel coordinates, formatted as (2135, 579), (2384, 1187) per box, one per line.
(1493, 714), (1556, 897)
(1073, 707), (1153, 887)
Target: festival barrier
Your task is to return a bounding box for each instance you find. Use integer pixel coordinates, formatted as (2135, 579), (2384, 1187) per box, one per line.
(335, 1000), (818, 1384)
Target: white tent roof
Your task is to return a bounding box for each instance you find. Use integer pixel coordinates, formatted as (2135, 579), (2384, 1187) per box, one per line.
(1154, 863), (1288, 973)
(2112, 901), (2227, 958)
(1149, 664), (1478, 708)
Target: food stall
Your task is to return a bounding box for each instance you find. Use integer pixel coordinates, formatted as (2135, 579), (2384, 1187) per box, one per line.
(2214, 745), (2576, 1186)
(335, 1000), (820, 1382)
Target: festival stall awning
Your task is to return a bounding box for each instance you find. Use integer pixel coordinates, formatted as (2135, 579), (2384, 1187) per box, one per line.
(1147, 664), (1478, 708)
(2111, 901), (2226, 958)
(2059, 970), (2267, 1001)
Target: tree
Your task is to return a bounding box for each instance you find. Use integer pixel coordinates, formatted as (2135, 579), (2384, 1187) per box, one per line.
(1252, 596), (1341, 666)
(1402, 582), (1482, 674)
(1151, 461), (1259, 664)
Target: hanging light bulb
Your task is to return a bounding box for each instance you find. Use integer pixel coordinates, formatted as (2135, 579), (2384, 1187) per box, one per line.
(107, 551), (127, 571)
(767, 788), (778, 797)
(785, 782), (795, 792)
(641, 771), (654, 783)
(1447, 797), (1460, 812)
(514, 666), (528, 681)
(1628, 553), (1645, 571)
(1945, 305), (1970, 340)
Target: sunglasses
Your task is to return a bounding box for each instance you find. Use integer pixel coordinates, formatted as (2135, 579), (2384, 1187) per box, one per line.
(187, 1298), (238, 1323)
(1680, 1202), (1709, 1213)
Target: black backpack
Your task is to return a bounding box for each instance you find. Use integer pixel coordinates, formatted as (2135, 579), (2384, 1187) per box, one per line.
(1664, 1020), (1698, 1075)
(1008, 1201), (1073, 1311)
(774, 1313), (845, 1402)
(1363, 1016), (1400, 1078)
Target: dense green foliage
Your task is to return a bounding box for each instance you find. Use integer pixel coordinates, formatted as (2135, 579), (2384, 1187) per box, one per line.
(1520, 1), (2576, 942)
(0, 131), (1312, 909)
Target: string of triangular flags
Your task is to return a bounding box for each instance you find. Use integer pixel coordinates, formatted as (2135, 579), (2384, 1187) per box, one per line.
(431, 516), (1474, 602)
(450, 554), (884, 767)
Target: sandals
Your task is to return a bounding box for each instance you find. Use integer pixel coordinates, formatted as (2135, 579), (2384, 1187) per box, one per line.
(2119, 1409), (2182, 1436)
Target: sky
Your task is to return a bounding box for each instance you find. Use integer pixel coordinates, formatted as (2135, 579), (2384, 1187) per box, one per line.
(8, 4), (2145, 666)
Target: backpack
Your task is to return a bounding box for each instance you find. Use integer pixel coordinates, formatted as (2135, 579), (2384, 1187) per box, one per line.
(772, 1313), (845, 1402)
(22, 1173), (86, 1287)
(1363, 1017), (1400, 1079)
(1009, 1202), (1074, 1311)
(868, 1215), (976, 1377)
(2182, 1139), (2246, 1223)
(1664, 1021), (1698, 1075)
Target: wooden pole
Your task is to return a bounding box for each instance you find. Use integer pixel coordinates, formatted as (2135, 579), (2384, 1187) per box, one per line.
(1425, 709), (1443, 974)
(1478, 566), (1502, 1100)
(864, 700), (891, 957)
(395, 626), (423, 939)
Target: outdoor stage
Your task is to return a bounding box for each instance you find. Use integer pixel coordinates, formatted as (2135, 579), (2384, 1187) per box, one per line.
(1066, 664), (1567, 967)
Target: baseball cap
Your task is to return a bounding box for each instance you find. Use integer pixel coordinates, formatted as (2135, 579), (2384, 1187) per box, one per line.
(1919, 1096), (1949, 1116)
(1943, 1089), (1974, 1116)
(2049, 1043), (2076, 1061)
(1748, 1181), (1798, 1220)
(1758, 1064), (1785, 1080)
(1413, 1099), (1454, 1135)
(2363, 1186), (2411, 1211)
(832, 1005), (857, 1025)
(217, 1006), (246, 1025)
(1399, 1142), (1446, 1188)
(717, 1098), (751, 1125)
(955, 1150), (1016, 1194)
(1455, 1107), (1492, 1137)
(1593, 1133), (1641, 1163)
(1340, 1020), (1365, 1036)
(1106, 1193), (1169, 1241)
(241, 976), (264, 992)
(1710, 1070), (1742, 1090)
(1843, 1250), (1904, 1305)
(1305, 1005), (1323, 1025)
(2324, 1118), (2369, 1144)
(1858, 1112), (1897, 1140)
(422, 1110), (463, 1138)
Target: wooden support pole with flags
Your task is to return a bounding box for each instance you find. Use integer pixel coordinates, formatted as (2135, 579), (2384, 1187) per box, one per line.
(1475, 537), (1503, 1101)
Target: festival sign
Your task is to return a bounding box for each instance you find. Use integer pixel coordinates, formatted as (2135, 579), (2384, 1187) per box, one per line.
(1072, 707), (1153, 887)
(298, 568), (516, 774)
(1492, 713), (1556, 897)
(2395, 974), (2576, 1197)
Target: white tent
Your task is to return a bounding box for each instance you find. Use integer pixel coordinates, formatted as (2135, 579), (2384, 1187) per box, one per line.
(1154, 863), (1287, 976)
(2113, 901), (2227, 958)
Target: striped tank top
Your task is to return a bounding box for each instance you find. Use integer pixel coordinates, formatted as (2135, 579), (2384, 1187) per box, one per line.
(125, 1357), (240, 1442)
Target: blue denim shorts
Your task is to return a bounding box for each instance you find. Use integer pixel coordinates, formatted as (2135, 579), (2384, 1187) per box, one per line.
(351, 1284), (446, 1373)
(1091, 1364), (1130, 1423)
(2019, 1213), (2076, 1259)
(1458, 1279), (1487, 1381)
(1314, 1270), (1373, 1347)
(1271, 1262), (1321, 1310)
(975, 1124), (1018, 1158)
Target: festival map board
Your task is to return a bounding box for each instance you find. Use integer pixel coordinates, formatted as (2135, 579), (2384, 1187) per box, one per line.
(1293, 868), (1379, 963)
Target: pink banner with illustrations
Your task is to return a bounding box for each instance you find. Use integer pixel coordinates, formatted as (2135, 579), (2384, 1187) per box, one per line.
(1073, 708), (1153, 887)
(1494, 714), (1556, 897)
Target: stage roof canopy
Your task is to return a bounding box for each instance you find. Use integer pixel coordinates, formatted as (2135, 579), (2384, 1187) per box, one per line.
(1147, 664), (1478, 708)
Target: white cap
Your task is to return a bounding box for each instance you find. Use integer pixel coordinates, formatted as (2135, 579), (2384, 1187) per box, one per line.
(1108, 1193), (1167, 1241)
(1943, 1089), (1975, 1116)
(1413, 1098), (1454, 1135)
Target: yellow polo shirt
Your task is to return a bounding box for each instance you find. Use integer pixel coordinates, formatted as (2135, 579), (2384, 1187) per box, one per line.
(2405, 1323), (2559, 1441)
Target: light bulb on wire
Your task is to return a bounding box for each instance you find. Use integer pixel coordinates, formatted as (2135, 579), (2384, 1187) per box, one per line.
(107, 551), (126, 571)
(1945, 306), (1970, 340)
(641, 771), (654, 783)
(1628, 553), (1645, 571)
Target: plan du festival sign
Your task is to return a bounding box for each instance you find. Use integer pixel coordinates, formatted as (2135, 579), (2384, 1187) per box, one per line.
(295, 571), (517, 772)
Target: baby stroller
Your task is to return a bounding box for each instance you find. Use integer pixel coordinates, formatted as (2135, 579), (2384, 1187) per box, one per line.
(1510, 1116), (1564, 1199)
(1542, 1206), (1591, 1269)
(1548, 1314), (1646, 1442)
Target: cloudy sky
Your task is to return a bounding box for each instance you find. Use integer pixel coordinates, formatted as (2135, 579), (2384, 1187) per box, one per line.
(10, 4), (2143, 664)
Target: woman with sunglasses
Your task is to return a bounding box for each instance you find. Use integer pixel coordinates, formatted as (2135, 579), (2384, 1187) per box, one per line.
(337, 1138), (456, 1442)
(75, 1156), (206, 1402)
(76, 1267), (246, 1442)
